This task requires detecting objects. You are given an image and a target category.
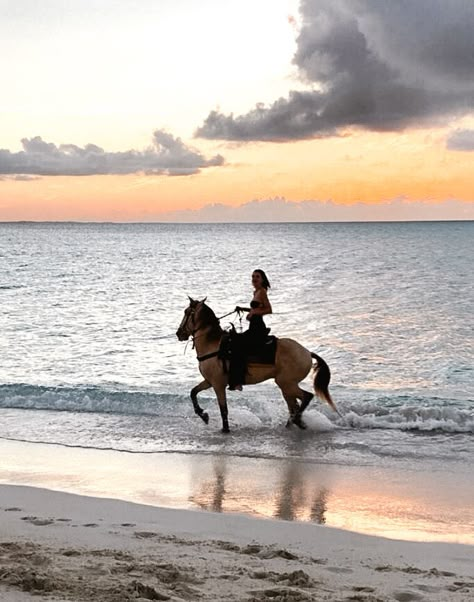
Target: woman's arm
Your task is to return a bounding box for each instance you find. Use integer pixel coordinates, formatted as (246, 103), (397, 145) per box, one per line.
(235, 306), (251, 312)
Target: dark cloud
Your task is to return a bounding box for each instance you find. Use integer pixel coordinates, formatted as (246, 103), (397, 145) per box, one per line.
(158, 197), (473, 222)
(0, 130), (224, 176)
(197, 0), (474, 141)
(447, 129), (474, 151)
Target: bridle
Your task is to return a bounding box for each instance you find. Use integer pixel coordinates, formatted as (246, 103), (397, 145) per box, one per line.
(180, 304), (239, 353)
(180, 306), (201, 346)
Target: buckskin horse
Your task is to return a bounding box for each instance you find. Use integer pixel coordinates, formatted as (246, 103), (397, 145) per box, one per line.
(176, 298), (338, 433)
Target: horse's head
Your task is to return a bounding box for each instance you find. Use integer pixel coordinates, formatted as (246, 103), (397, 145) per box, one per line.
(176, 296), (208, 341)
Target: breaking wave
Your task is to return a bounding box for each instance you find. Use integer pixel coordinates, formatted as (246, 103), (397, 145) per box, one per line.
(0, 384), (472, 434)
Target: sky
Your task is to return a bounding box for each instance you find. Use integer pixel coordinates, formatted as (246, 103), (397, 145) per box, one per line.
(0, 0), (473, 221)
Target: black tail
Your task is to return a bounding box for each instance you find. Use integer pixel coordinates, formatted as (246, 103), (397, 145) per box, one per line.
(311, 352), (339, 414)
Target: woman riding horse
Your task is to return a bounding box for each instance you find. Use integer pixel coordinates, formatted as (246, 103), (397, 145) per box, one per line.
(229, 269), (272, 391)
(176, 296), (338, 433)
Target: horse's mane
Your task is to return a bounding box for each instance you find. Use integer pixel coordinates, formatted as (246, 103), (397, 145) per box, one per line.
(199, 303), (223, 341)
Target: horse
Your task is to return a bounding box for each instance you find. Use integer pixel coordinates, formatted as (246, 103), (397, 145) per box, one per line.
(176, 298), (338, 433)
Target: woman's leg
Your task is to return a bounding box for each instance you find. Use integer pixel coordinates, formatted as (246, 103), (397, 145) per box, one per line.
(228, 333), (247, 389)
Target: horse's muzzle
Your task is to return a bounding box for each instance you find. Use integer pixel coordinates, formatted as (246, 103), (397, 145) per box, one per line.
(176, 328), (188, 341)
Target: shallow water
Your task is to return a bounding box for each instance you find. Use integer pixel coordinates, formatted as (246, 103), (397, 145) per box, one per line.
(0, 222), (473, 471)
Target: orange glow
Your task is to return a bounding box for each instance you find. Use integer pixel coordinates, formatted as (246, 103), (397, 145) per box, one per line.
(1, 127), (473, 221)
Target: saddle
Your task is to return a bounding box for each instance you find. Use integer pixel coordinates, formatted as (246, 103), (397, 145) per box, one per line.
(219, 329), (278, 366)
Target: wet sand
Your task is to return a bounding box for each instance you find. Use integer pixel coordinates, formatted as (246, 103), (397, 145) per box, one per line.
(0, 438), (473, 544)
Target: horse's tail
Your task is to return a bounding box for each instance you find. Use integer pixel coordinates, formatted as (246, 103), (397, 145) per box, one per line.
(311, 352), (340, 415)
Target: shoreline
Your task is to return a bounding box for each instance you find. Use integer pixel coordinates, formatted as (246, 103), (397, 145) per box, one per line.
(1, 438), (473, 545)
(1, 483), (473, 602)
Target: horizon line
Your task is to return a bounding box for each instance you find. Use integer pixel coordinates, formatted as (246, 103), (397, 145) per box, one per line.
(0, 219), (473, 225)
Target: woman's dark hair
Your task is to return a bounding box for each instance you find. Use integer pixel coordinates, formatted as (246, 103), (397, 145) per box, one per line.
(253, 269), (271, 290)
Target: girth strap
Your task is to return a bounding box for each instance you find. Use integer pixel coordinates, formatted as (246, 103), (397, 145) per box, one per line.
(197, 350), (220, 362)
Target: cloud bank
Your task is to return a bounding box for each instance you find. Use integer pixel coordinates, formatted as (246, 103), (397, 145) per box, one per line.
(0, 130), (224, 177)
(158, 198), (473, 222)
(447, 129), (474, 151)
(197, 0), (474, 141)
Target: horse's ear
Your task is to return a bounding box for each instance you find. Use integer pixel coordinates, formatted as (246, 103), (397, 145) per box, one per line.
(201, 296), (207, 304)
(188, 295), (194, 303)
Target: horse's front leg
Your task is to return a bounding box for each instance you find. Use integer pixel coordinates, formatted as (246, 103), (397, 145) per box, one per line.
(214, 385), (230, 433)
(190, 380), (211, 424)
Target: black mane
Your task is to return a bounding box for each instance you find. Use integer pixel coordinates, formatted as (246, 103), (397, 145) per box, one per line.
(199, 303), (223, 340)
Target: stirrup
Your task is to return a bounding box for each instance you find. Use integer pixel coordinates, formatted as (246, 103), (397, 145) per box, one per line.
(228, 384), (243, 391)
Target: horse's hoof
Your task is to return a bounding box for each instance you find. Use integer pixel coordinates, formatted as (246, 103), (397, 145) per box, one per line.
(221, 426), (230, 434)
(292, 414), (307, 430)
(201, 412), (209, 425)
(285, 418), (292, 428)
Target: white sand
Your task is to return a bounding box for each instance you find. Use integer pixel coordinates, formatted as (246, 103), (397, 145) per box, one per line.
(1, 484), (473, 602)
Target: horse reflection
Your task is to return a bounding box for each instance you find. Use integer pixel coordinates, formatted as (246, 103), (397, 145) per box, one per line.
(274, 462), (328, 524)
(190, 458), (227, 513)
(310, 488), (328, 524)
(190, 457), (329, 524)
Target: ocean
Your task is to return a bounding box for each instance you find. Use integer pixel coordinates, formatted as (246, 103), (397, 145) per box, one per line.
(1, 221), (473, 475)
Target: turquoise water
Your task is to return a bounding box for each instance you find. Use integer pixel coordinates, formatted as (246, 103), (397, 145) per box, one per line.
(0, 222), (472, 468)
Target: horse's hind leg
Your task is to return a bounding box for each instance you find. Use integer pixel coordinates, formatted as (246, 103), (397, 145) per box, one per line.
(297, 388), (314, 414)
(281, 392), (306, 430)
(191, 380), (211, 424)
(291, 387), (314, 428)
(278, 381), (312, 429)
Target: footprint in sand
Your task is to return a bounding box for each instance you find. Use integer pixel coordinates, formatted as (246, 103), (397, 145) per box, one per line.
(82, 523), (99, 527)
(241, 545), (299, 560)
(134, 531), (159, 539)
(392, 591), (426, 601)
(21, 516), (55, 526)
(248, 586), (313, 601)
(128, 580), (170, 601)
(446, 581), (474, 593)
(325, 566), (354, 574)
(241, 544), (262, 555)
(251, 570), (314, 588)
(413, 584), (443, 594)
(344, 588), (386, 602)
(352, 586), (376, 593)
(311, 557), (327, 565)
(4, 507), (23, 512)
(62, 549), (82, 557)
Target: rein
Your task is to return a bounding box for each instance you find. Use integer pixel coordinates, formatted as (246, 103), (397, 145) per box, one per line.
(185, 307), (239, 362)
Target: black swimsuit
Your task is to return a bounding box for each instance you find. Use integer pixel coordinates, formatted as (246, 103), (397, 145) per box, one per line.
(228, 300), (268, 389)
(247, 300), (268, 343)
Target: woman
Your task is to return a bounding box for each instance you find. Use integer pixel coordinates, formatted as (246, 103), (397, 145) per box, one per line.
(228, 269), (273, 390)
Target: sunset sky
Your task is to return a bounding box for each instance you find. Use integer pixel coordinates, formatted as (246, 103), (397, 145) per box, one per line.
(1, 0), (473, 221)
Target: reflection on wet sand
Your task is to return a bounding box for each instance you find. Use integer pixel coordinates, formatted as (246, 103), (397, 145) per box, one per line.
(187, 454), (474, 544)
(274, 461), (328, 524)
(2, 439), (471, 544)
(190, 456), (329, 524)
(190, 457), (228, 513)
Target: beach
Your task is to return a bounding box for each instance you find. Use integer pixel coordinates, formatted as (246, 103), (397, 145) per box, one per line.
(1, 222), (473, 600)
(2, 0), (474, 591)
(1, 439), (473, 601)
(1, 482), (473, 602)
